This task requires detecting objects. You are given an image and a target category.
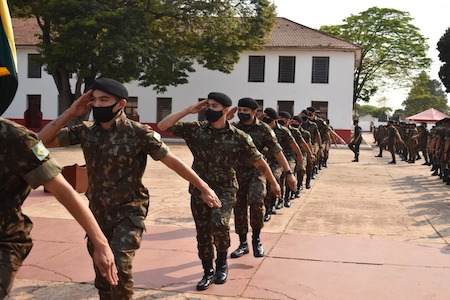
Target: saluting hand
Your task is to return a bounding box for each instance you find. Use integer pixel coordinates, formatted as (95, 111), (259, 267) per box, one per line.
(187, 100), (208, 114)
(226, 107), (237, 120)
(68, 90), (93, 117)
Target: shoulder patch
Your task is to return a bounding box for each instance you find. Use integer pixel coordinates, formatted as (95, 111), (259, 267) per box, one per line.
(153, 131), (161, 142)
(32, 141), (50, 161)
(246, 135), (253, 145)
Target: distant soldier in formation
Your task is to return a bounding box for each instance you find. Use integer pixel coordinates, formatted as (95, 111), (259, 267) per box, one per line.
(375, 120), (404, 164)
(348, 119), (362, 162)
(228, 98), (296, 259)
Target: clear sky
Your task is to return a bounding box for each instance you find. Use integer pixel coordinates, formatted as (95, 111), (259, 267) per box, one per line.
(272, 0), (450, 111)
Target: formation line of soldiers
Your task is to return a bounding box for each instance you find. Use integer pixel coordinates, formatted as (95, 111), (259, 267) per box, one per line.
(374, 118), (450, 185)
(2, 77), (346, 298)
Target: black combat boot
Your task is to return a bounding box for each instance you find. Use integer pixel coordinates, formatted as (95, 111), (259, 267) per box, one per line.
(269, 199), (277, 214)
(352, 154), (359, 162)
(214, 251), (228, 284)
(230, 235), (249, 258)
(196, 260), (214, 290)
(432, 166), (439, 176)
(252, 229), (264, 257)
(305, 174), (311, 189)
(443, 169), (450, 182)
(275, 198), (284, 209)
(284, 194), (291, 207)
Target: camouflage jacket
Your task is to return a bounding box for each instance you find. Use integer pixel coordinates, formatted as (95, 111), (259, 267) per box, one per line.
(1, 118), (61, 239)
(287, 125), (306, 155)
(311, 116), (329, 143)
(233, 118), (282, 175)
(167, 121), (262, 191)
(57, 113), (168, 225)
(301, 120), (320, 144)
(269, 122), (296, 163)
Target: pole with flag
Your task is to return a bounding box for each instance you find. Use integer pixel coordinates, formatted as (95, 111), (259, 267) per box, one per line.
(0, 0), (18, 116)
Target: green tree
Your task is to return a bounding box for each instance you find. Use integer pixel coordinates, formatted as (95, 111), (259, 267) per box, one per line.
(10, 0), (276, 113)
(402, 71), (448, 116)
(320, 7), (431, 105)
(438, 27), (450, 93)
(391, 108), (406, 121)
(354, 104), (392, 121)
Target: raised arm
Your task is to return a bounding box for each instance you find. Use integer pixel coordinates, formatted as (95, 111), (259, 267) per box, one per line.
(38, 91), (93, 147)
(158, 100), (208, 131)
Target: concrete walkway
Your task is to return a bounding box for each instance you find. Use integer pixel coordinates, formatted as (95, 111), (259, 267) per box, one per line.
(9, 133), (450, 300)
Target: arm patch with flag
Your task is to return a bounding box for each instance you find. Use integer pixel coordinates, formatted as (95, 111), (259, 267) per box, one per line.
(0, 0), (18, 116)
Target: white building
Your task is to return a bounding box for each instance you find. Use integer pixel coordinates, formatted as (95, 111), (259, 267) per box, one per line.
(7, 17), (361, 141)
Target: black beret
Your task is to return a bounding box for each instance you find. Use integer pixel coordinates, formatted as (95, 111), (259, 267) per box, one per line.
(279, 111), (291, 119)
(208, 92), (232, 107)
(292, 116), (302, 122)
(306, 106), (316, 112)
(301, 109), (311, 116)
(91, 78), (128, 100)
(238, 97), (258, 109)
(264, 108), (279, 119)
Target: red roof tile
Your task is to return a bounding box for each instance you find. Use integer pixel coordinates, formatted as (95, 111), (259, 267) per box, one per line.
(12, 18), (40, 46)
(12, 17), (361, 53)
(267, 17), (361, 50)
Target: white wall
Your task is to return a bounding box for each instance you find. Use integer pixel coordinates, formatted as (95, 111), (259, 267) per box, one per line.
(7, 47), (355, 132)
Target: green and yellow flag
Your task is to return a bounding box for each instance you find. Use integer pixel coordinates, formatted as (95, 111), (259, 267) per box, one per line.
(0, 0), (18, 115)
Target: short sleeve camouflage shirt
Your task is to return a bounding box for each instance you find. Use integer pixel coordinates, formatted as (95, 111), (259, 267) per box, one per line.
(56, 113), (168, 224)
(1, 118), (61, 264)
(167, 121), (263, 190)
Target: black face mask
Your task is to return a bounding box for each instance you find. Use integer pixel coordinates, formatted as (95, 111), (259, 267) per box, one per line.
(278, 120), (286, 126)
(301, 116), (309, 122)
(238, 112), (251, 122)
(262, 117), (273, 124)
(92, 101), (121, 123)
(205, 108), (223, 123)
(291, 123), (299, 128)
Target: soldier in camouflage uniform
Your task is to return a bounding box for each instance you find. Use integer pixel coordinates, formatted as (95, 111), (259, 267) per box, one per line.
(229, 98), (296, 259)
(291, 116), (314, 193)
(376, 121), (404, 164)
(430, 119), (450, 179)
(411, 122), (430, 165)
(428, 122), (440, 174)
(260, 108), (302, 217)
(406, 123), (419, 163)
(299, 110), (321, 188)
(39, 78), (220, 299)
(348, 119), (362, 162)
(278, 111), (311, 202)
(307, 107), (329, 169)
(0, 117), (118, 299)
(158, 93), (281, 291)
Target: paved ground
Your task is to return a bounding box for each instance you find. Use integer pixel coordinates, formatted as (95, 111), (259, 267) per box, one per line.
(9, 133), (450, 300)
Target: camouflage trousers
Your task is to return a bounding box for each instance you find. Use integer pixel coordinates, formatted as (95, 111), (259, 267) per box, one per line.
(88, 216), (144, 300)
(0, 213), (33, 299)
(281, 157), (297, 199)
(264, 161), (283, 208)
(191, 186), (237, 261)
(234, 171), (267, 235)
